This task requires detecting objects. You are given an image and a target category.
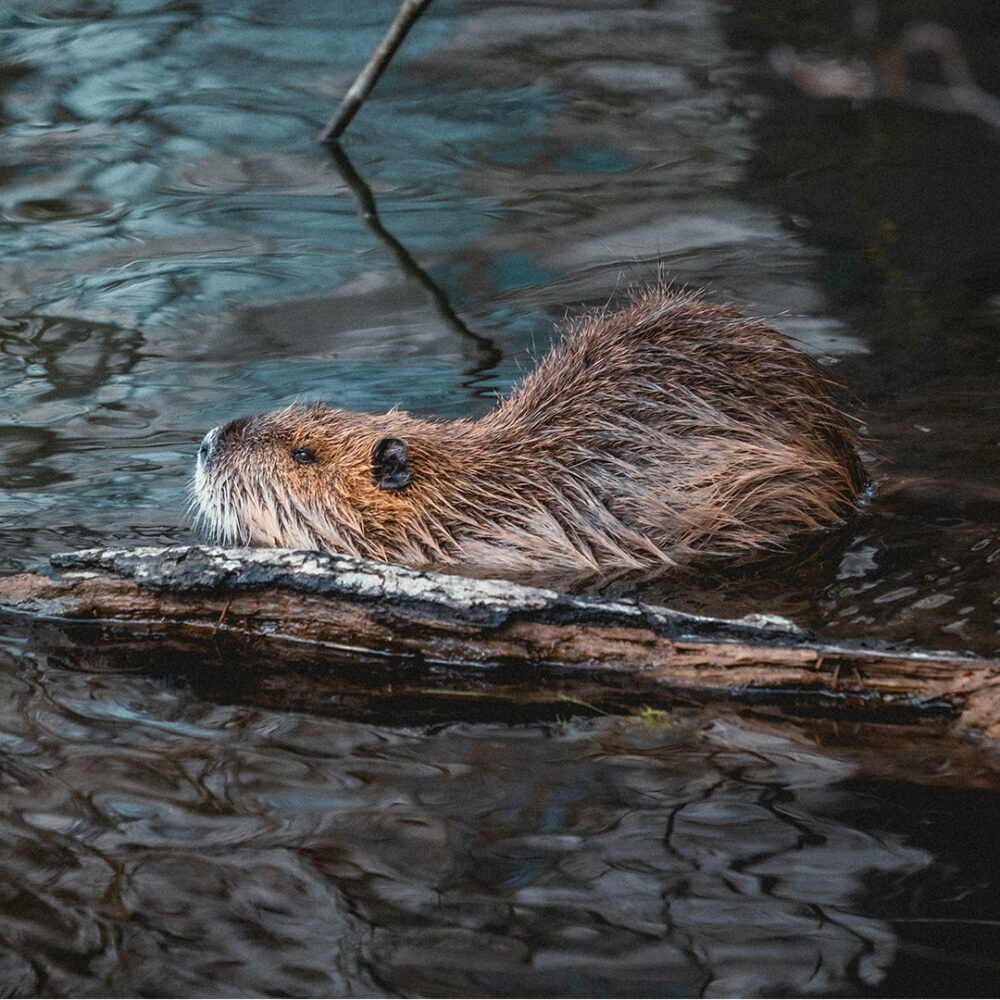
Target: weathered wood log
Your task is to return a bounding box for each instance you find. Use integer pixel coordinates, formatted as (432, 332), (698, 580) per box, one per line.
(1, 545), (998, 750)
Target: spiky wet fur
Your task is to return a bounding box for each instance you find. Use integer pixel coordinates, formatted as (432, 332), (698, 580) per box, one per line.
(192, 288), (866, 577)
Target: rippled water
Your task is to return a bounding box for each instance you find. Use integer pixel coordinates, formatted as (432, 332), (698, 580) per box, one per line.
(2, 0), (1000, 995)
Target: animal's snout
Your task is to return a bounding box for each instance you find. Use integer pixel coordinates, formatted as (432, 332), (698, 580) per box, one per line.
(197, 427), (218, 465)
(198, 417), (251, 466)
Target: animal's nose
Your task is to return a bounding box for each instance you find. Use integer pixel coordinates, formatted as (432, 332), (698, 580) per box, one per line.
(217, 416), (251, 445)
(199, 417), (251, 464)
(198, 426), (219, 464)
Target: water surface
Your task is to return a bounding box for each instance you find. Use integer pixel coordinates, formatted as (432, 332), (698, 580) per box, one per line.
(1, 0), (999, 995)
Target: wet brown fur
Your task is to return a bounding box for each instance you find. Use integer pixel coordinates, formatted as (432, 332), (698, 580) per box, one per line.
(192, 288), (866, 577)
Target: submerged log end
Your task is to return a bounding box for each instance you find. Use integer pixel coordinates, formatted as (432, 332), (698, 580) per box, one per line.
(958, 682), (1000, 742)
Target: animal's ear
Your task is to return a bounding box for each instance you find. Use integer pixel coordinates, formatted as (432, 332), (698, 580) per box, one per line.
(371, 436), (412, 490)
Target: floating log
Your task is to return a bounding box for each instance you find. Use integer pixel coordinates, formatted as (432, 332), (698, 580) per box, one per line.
(1, 545), (998, 750)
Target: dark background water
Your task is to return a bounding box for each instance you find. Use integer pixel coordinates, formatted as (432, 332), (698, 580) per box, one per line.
(1, 0), (999, 995)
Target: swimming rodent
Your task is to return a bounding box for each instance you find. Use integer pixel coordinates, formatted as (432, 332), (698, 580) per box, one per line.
(193, 287), (866, 578)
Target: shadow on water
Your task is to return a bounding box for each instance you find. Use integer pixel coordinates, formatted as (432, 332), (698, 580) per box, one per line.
(726, 0), (1000, 300)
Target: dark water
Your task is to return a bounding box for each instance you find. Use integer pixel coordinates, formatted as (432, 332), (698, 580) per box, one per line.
(1, 0), (999, 995)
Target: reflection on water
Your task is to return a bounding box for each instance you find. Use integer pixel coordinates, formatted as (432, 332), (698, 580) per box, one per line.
(0, 640), (953, 997)
(1, 0), (1000, 994)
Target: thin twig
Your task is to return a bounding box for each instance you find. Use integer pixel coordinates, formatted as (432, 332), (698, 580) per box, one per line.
(315, 0), (434, 144)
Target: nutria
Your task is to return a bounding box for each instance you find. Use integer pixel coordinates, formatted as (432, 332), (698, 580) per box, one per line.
(192, 288), (866, 577)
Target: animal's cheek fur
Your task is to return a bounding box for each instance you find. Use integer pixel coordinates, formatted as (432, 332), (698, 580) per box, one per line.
(358, 481), (414, 519)
(307, 461), (379, 514)
(341, 476), (418, 536)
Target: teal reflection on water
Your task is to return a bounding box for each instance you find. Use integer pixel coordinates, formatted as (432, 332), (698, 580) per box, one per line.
(487, 251), (557, 292)
(490, 139), (547, 165)
(0, 0), (556, 326)
(555, 144), (634, 173)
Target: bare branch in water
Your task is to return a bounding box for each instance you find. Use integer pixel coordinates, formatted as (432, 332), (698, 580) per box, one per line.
(315, 0), (434, 144)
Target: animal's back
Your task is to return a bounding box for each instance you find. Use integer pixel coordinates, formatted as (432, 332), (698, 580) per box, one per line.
(481, 289), (865, 560)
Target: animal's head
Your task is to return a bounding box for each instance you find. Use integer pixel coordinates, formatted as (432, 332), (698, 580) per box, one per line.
(191, 404), (416, 556)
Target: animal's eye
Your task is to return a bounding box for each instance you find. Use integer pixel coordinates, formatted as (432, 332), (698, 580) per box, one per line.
(291, 447), (316, 465)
